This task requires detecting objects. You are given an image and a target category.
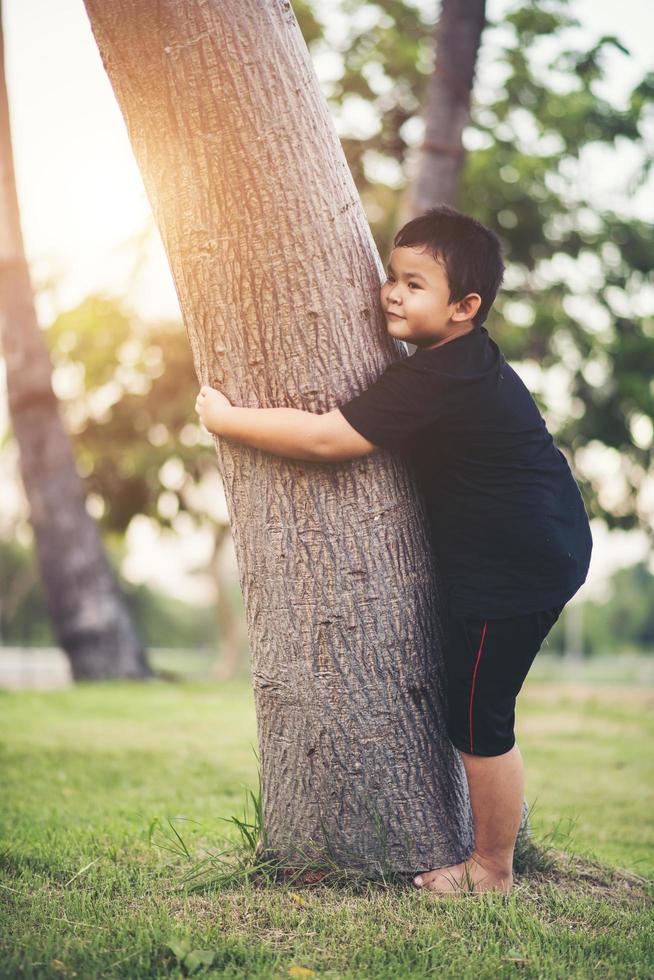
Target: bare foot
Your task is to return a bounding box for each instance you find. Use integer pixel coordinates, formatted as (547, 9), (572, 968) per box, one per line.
(413, 852), (513, 896)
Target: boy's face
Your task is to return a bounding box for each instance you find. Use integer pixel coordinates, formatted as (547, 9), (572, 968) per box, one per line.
(381, 246), (481, 349)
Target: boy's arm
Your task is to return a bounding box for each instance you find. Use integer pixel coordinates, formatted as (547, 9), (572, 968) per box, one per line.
(195, 385), (377, 462)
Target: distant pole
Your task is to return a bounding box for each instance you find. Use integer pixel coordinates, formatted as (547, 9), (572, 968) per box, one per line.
(564, 603), (584, 664)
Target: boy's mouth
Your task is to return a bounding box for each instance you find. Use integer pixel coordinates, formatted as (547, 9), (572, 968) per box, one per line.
(387, 311), (405, 320)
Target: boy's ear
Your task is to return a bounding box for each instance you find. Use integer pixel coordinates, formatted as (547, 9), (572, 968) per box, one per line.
(452, 292), (482, 322)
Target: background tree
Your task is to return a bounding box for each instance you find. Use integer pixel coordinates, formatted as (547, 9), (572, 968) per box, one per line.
(46, 291), (248, 676)
(410, 0), (486, 212)
(0, 0), (150, 681)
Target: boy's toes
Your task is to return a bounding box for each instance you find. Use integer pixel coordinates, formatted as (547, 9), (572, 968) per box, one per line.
(413, 870), (442, 888)
(412, 862), (469, 893)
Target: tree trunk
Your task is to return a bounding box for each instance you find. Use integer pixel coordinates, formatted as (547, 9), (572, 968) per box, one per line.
(81, 0), (473, 874)
(0, 2), (151, 681)
(410, 0), (486, 213)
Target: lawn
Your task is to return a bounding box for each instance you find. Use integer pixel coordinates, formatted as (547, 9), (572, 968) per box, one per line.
(0, 661), (652, 979)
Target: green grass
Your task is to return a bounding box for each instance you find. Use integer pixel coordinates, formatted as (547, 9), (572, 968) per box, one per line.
(0, 670), (652, 979)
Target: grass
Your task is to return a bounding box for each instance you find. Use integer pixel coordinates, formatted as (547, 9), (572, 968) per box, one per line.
(0, 664), (652, 978)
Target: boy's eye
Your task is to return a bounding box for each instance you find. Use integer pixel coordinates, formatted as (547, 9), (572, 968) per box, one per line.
(384, 275), (420, 289)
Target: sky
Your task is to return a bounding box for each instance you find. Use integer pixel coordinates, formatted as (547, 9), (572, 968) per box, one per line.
(1, 0), (653, 604)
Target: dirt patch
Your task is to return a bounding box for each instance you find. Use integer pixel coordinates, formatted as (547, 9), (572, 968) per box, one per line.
(519, 845), (650, 888)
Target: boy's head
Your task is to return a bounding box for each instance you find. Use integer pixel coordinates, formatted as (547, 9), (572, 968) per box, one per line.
(381, 206), (504, 350)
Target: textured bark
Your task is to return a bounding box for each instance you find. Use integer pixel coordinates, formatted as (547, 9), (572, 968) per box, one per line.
(410, 0), (486, 212)
(0, 2), (151, 680)
(81, 0), (473, 873)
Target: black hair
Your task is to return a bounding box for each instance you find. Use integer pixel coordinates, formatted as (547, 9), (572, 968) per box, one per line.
(393, 205), (504, 326)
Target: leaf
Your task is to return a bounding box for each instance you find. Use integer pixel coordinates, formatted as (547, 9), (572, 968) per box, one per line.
(184, 949), (216, 973)
(164, 938), (191, 962)
(288, 891), (308, 906)
(288, 968), (315, 978)
(503, 947), (528, 964)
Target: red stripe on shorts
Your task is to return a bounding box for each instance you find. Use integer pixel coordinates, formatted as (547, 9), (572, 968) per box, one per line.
(468, 621), (488, 753)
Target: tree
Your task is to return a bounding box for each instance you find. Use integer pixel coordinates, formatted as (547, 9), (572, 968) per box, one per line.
(45, 292), (247, 676)
(81, 0), (472, 873)
(0, 0), (150, 680)
(410, 0), (486, 212)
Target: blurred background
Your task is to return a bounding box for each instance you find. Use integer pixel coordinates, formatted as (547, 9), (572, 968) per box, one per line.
(1, 0), (653, 687)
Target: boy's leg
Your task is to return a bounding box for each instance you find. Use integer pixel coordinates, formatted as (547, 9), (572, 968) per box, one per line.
(414, 745), (522, 893)
(414, 603), (564, 894)
(460, 742), (524, 876)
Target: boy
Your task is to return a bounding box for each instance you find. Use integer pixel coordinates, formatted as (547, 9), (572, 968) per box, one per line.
(195, 206), (593, 896)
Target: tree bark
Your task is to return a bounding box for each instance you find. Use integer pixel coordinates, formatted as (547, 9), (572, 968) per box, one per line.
(81, 0), (473, 873)
(410, 0), (486, 213)
(0, 2), (151, 680)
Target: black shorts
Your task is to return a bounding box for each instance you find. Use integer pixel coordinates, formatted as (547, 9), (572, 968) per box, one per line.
(442, 603), (565, 757)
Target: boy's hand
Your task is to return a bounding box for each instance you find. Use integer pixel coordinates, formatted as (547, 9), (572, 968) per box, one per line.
(193, 385), (376, 460)
(195, 384), (232, 434)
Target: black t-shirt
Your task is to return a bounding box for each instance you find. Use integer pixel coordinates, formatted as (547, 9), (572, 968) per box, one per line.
(339, 323), (593, 619)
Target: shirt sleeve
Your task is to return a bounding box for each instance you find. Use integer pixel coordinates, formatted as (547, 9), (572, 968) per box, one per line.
(338, 354), (449, 452)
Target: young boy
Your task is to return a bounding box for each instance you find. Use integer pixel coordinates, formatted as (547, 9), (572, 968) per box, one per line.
(195, 206), (593, 896)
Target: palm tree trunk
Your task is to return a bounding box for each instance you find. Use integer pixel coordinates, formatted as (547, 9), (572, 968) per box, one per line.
(410, 0), (486, 212)
(81, 0), (473, 873)
(0, 1), (151, 680)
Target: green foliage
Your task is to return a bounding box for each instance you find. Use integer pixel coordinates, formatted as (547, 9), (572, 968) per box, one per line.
(0, 537), (216, 650)
(583, 561), (654, 654)
(121, 581), (217, 650)
(163, 938), (218, 976)
(299, 0), (654, 534)
(515, 559), (654, 657)
(46, 293), (217, 535)
(0, 538), (52, 646)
